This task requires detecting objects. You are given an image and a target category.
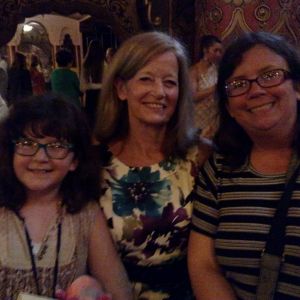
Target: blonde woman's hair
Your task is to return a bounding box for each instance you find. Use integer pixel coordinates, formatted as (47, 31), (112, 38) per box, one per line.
(94, 31), (196, 157)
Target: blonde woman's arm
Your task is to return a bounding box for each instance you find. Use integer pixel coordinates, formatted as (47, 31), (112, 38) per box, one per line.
(88, 209), (133, 300)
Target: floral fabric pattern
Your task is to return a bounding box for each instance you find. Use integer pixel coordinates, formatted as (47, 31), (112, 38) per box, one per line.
(99, 146), (203, 299)
(111, 167), (171, 217)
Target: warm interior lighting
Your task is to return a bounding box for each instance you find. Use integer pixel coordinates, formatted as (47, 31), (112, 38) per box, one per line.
(23, 24), (33, 32)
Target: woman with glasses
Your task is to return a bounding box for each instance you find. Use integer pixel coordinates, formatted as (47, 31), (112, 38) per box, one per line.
(188, 32), (300, 299)
(0, 95), (132, 300)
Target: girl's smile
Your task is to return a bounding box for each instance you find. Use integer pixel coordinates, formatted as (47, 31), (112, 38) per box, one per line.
(13, 134), (77, 197)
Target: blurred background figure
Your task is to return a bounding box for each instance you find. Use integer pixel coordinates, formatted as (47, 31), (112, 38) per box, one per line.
(51, 48), (82, 108)
(105, 47), (116, 65)
(7, 52), (32, 105)
(189, 34), (223, 139)
(102, 47), (116, 77)
(30, 54), (46, 96)
(0, 54), (8, 101)
(43, 58), (54, 91)
(80, 40), (104, 130)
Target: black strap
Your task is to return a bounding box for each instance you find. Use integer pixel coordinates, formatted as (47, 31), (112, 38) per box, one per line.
(256, 161), (300, 299)
(264, 162), (300, 256)
(21, 217), (62, 297)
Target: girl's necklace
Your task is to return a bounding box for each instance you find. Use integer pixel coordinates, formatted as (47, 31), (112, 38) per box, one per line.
(15, 205), (63, 297)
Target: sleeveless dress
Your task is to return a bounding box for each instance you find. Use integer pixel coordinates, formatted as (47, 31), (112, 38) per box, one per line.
(194, 64), (219, 139)
(99, 144), (208, 299)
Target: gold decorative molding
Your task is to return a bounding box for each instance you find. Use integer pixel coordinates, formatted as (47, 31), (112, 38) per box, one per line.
(255, 3), (271, 26)
(144, 0), (161, 26)
(222, 8), (252, 40)
(271, 9), (298, 44)
(223, 0), (252, 7)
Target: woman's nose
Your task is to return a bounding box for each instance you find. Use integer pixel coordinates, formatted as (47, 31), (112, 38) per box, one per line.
(152, 80), (166, 98)
(248, 80), (267, 97)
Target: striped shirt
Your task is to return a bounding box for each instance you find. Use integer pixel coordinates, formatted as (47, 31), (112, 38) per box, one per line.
(191, 153), (300, 299)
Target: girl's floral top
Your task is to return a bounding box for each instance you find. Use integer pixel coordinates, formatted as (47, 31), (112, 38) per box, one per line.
(98, 144), (209, 299)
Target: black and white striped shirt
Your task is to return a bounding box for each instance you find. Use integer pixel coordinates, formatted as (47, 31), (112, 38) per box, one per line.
(191, 153), (300, 299)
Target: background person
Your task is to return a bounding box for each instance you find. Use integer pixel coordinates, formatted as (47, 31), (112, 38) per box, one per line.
(0, 95), (132, 300)
(0, 54), (8, 100)
(104, 47), (116, 66)
(7, 52), (32, 105)
(30, 54), (46, 96)
(80, 40), (104, 130)
(51, 48), (82, 108)
(94, 31), (211, 299)
(189, 34), (223, 139)
(188, 31), (300, 299)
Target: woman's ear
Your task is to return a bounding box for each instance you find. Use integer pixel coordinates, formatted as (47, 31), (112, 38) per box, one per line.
(69, 158), (78, 172)
(295, 82), (300, 100)
(114, 78), (127, 101)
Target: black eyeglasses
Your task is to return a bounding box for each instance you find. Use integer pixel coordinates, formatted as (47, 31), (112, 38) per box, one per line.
(13, 138), (74, 160)
(225, 69), (291, 97)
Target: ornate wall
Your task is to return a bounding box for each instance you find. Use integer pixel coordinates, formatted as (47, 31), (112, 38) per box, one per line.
(0, 0), (198, 62)
(0, 0), (142, 46)
(195, 0), (300, 58)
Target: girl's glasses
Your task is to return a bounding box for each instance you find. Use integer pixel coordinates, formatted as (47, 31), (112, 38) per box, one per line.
(225, 69), (291, 97)
(13, 138), (74, 160)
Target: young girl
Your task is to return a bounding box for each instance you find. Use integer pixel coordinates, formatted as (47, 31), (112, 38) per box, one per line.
(0, 95), (132, 300)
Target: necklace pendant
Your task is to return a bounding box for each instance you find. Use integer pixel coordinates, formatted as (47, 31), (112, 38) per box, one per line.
(38, 244), (48, 260)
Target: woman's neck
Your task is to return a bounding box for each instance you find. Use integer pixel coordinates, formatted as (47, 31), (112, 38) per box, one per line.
(250, 144), (293, 174)
(110, 126), (167, 166)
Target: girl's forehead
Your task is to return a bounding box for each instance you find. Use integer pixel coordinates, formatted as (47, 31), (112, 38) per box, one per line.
(23, 124), (65, 140)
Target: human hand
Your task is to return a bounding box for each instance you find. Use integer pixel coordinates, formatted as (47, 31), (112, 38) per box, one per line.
(55, 289), (112, 300)
(55, 275), (111, 300)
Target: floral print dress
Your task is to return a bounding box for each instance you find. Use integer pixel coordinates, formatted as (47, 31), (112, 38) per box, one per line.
(99, 145), (207, 299)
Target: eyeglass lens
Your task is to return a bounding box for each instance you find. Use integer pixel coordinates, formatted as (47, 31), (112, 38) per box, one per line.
(225, 69), (289, 97)
(14, 139), (73, 159)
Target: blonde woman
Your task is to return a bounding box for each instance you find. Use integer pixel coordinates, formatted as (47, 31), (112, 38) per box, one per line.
(93, 31), (211, 299)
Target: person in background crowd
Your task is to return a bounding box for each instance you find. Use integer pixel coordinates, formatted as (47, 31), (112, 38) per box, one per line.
(7, 52), (32, 105)
(94, 31), (211, 299)
(30, 54), (46, 96)
(51, 48), (81, 108)
(105, 47), (116, 66)
(80, 40), (104, 130)
(0, 95), (132, 300)
(43, 58), (54, 91)
(0, 94), (8, 121)
(189, 34), (223, 139)
(102, 47), (116, 79)
(0, 54), (8, 100)
(188, 31), (300, 299)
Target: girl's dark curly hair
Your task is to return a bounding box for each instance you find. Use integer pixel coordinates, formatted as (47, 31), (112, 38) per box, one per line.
(0, 94), (100, 213)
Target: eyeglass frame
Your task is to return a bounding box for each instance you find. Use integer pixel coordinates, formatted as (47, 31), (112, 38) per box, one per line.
(12, 138), (74, 160)
(224, 68), (292, 97)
